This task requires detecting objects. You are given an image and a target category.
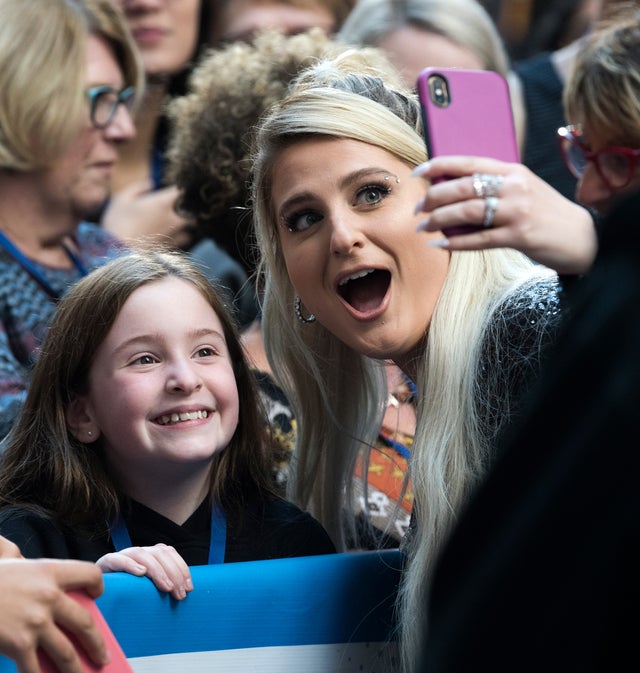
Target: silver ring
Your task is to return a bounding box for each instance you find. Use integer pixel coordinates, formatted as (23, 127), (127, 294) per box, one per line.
(472, 173), (504, 198)
(482, 196), (499, 228)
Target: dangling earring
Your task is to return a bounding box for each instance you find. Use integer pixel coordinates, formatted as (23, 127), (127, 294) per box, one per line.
(294, 296), (316, 324)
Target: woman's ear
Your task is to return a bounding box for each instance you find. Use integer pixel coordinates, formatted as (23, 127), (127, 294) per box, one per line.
(66, 395), (100, 444)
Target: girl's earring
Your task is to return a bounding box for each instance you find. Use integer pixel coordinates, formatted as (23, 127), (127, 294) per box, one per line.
(294, 296), (316, 324)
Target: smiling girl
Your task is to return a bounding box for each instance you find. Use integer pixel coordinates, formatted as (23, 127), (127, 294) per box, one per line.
(0, 251), (335, 599)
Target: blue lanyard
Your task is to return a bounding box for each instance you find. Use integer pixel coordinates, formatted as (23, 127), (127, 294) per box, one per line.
(110, 504), (227, 565)
(0, 230), (87, 301)
(378, 432), (411, 459)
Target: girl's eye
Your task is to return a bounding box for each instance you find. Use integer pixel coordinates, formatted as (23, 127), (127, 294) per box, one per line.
(195, 346), (216, 358)
(131, 354), (156, 366)
(284, 210), (322, 233)
(355, 184), (391, 207)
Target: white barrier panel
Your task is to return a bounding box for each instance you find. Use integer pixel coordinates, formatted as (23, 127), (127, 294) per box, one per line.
(0, 550), (403, 673)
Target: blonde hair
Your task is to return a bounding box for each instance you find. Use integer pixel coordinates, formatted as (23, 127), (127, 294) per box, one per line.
(252, 51), (558, 671)
(0, 0), (143, 170)
(564, 7), (640, 147)
(166, 33), (404, 275)
(337, 0), (510, 77)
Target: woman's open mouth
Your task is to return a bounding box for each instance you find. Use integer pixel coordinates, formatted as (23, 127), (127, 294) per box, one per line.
(337, 269), (391, 314)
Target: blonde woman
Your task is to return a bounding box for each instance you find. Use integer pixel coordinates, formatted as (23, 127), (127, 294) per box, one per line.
(250, 50), (562, 671)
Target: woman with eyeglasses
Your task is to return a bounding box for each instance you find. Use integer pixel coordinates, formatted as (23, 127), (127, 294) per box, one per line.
(413, 7), (640, 280)
(100, 0), (259, 331)
(559, 10), (640, 214)
(0, 0), (143, 440)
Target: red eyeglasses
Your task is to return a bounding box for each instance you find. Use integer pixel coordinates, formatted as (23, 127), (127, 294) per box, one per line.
(557, 124), (640, 190)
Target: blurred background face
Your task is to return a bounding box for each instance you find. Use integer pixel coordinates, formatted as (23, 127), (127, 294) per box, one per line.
(116, 0), (201, 78)
(377, 25), (486, 90)
(212, 0), (336, 42)
(573, 122), (640, 216)
(44, 33), (135, 222)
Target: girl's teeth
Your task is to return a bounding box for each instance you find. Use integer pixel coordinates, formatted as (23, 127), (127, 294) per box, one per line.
(158, 410), (209, 425)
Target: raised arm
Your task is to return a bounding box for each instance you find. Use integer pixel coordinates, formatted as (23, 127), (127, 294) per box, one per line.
(413, 156), (598, 276)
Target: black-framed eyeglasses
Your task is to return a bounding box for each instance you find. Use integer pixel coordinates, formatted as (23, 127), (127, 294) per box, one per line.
(86, 85), (136, 129)
(557, 124), (640, 190)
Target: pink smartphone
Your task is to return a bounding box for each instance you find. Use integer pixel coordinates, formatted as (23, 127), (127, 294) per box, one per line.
(416, 67), (519, 234)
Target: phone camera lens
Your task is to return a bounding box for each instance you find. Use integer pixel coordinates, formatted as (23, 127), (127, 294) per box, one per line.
(428, 74), (450, 108)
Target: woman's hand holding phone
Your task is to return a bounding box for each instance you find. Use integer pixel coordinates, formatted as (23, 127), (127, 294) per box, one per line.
(414, 68), (597, 275)
(413, 156), (597, 276)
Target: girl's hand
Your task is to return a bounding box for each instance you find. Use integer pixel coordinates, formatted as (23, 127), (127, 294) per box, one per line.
(413, 156), (598, 275)
(97, 544), (193, 600)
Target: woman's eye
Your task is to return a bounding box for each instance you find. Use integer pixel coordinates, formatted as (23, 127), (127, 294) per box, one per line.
(356, 184), (391, 207)
(285, 210), (322, 232)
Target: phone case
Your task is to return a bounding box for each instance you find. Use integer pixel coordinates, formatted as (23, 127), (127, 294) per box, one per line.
(37, 590), (133, 673)
(416, 68), (519, 234)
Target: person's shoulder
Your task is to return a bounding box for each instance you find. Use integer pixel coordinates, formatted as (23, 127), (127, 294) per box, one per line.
(599, 190), (640, 255)
(0, 244), (27, 290)
(0, 505), (108, 560)
(483, 275), (562, 383)
(500, 275), (562, 333)
(76, 221), (118, 241)
(0, 505), (50, 526)
(0, 506), (58, 556)
(225, 494), (336, 561)
(260, 496), (337, 554)
(512, 50), (559, 87)
(76, 222), (127, 256)
(262, 496), (312, 521)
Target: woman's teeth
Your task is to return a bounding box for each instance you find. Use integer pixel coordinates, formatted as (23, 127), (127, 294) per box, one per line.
(339, 269), (375, 286)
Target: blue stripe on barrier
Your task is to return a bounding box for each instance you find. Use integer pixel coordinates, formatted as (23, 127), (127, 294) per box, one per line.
(0, 550), (403, 671)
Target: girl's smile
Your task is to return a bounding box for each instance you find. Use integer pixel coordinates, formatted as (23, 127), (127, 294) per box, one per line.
(74, 277), (240, 490)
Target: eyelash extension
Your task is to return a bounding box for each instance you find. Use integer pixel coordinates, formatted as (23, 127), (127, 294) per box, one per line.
(364, 183), (393, 193)
(282, 209), (317, 232)
(282, 182), (394, 232)
(357, 183), (393, 202)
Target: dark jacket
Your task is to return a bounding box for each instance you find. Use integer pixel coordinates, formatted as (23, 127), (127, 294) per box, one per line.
(421, 190), (640, 672)
(0, 493), (336, 564)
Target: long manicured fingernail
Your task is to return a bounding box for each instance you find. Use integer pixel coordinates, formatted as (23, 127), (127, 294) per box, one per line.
(414, 197), (425, 215)
(428, 238), (450, 248)
(411, 161), (430, 176)
(416, 217), (430, 231)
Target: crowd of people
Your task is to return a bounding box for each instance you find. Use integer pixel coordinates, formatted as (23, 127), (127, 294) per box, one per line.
(0, 0), (637, 671)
